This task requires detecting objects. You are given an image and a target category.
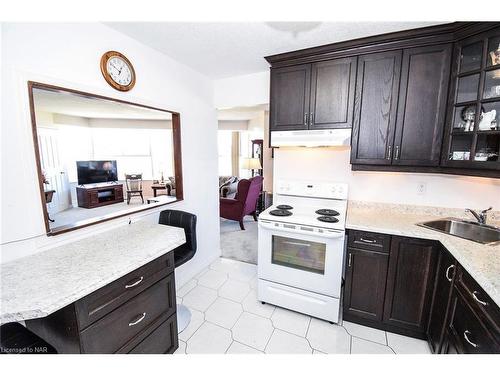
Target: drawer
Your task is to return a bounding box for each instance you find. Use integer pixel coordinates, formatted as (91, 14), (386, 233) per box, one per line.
(80, 274), (176, 353)
(75, 252), (174, 329)
(128, 314), (178, 354)
(455, 266), (500, 340)
(348, 230), (390, 253)
(448, 288), (499, 353)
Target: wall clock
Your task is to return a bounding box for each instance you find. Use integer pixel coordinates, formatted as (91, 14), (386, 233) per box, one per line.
(100, 51), (136, 91)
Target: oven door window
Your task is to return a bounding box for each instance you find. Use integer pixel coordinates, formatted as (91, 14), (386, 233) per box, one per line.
(271, 235), (326, 274)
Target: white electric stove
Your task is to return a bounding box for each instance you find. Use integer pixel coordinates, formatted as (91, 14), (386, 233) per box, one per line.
(257, 179), (348, 323)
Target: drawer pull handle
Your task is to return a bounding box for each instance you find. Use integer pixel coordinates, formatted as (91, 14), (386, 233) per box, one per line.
(125, 276), (144, 289)
(359, 238), (376, 244)
(348, 253), (352, 267)
(472, 291), (488, 306)
(128, 312), (146, 326)
(445, 265), (455, 282)
(463, 330), (477, 348)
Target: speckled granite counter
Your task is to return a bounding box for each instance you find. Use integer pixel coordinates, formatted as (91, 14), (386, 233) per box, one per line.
(346, 201), (500, 308)
(0, 221), (185, 324)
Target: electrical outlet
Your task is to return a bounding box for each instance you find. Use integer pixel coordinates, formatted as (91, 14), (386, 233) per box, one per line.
(417, 182), (427, 195)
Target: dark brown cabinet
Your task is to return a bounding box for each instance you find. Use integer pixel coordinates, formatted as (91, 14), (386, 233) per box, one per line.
(267, 22), (500, 178)
(344, 228), (500, 353)
(270, 64), (311, 131)
(382, 236), (438, 337)
(25, 253), (178, 354)
(270, 57), (356, 132)
(442, 27), (500, 172)
(427, 247), (457, 353)
(344, 230), (437, 339)
(344, 247), (389, 322)
(393, 44), (452, 166)
(351, 51), (402, 165)
(443, 287), (500, 353)
(309, 57), (357, 129)
(352, 45), (451, 167)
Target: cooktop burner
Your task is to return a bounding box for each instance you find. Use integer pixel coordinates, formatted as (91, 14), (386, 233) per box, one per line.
(276, 205), (293, 210)
(315, 209), (340, 216)
(269, 209), (293, 217)
(317, 216), (339, 223)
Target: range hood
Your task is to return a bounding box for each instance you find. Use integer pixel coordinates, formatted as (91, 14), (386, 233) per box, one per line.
(271, 129), (351, 147)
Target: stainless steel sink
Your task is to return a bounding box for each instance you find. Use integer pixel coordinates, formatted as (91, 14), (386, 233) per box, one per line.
(418, 218), (500, 245)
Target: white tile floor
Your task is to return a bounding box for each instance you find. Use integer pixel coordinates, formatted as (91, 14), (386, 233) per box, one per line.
(175, 257), (432, 354)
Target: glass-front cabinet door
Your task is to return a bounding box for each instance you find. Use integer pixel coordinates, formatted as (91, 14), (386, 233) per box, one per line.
(271, 235), (326, 274)
(444, 27), (500, 170)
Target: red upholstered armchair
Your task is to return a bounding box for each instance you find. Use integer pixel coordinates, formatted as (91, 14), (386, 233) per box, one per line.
(219, 176), (263, 230)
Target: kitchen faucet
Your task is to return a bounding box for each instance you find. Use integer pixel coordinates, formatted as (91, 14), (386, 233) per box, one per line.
(465, 207), (492, 225)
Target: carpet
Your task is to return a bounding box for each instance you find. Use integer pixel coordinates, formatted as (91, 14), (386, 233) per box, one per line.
(220, 217), (258, 264)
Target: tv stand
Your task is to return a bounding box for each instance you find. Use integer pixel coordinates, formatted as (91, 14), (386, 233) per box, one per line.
(76, 184), (124, 209)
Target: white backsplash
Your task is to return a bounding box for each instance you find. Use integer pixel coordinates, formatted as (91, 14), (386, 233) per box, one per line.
(273, 147), (500, 211)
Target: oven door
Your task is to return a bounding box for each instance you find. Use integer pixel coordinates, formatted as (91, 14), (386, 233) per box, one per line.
(258, 220), (345, 298)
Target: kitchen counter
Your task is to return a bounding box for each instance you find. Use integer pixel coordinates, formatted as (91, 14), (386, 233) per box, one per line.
(346, 201), (500, 308)
(0, 221), (185, 324)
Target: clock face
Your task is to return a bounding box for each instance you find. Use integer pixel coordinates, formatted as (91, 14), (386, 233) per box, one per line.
(100, 51), (136, 91)
(106, 56), (132, 86)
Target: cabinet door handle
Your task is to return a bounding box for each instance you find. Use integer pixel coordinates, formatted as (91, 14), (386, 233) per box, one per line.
(304, 113), (309, 126)
(348, 253), (352, 267)
(472, 291), (488, 306)
(386, 145), (392, 160)
(128, 312), (146, 327)
(445, 265), (455, 282)
(463, 330), (478, 348)
(359, 238), (376, 244)
(395, 145), (400, 160)
(125, 276), (144, 289)
(309, 112), (314, 126)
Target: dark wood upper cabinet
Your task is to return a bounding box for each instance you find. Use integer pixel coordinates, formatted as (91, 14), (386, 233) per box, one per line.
(270, 58), (356, 132)
(270, 64), (311, 131)
(309, 57), (357, 129)
(383, 236), (438, 337)
(343, 247), (389, 323)
(393, 44), (452, 166)
(442, 27), (500, 172)
(350, 51), (402, 165)
(267, 22), (500, 177)
(427, 246), (457, 353)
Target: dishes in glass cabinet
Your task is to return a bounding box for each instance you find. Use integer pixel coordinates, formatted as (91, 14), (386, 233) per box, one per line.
(455, 105), (476, 132)
(478, 109), (498, 131)
(489, 42), (500, 67)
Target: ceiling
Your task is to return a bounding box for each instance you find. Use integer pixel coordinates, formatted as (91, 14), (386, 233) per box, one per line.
(106, 22), (443, 79)
(33, 88), (172, 120)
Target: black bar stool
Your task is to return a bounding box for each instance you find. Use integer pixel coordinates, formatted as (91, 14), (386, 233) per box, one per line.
(1, 322), (56, 354)
(158, 210), (197, 333)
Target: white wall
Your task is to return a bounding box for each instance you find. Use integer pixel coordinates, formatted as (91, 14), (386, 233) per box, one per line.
(274, 147), (500, 209)
(214, 71), (269, 108)
(1, 23), (220, 286)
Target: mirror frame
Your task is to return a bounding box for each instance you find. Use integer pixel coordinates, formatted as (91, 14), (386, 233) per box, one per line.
(28, 81), (184, 236)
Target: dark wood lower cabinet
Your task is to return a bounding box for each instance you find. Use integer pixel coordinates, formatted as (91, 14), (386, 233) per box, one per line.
(443, 287), (500, 353)
(426, 246), (457, 353)
(344, 229), (500, 353)
(25, 253), (178, 354)
(343, 248), (388, 322)
(383, 236), (438, 338)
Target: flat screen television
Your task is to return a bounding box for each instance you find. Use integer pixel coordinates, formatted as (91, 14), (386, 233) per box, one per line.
(77, 160), (118, 185)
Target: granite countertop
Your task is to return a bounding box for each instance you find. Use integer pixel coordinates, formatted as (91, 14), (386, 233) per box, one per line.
(0, 221), (185, 324)
(346, 201), (500, 308)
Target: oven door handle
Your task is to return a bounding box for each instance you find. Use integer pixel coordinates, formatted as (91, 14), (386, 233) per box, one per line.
(258, 220), (345, 239)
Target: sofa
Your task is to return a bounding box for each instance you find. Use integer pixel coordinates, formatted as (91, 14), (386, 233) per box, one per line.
(219, 176), (238, 198)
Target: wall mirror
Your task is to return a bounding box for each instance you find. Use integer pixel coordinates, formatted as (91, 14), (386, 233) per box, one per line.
(28, 82), (183, 235)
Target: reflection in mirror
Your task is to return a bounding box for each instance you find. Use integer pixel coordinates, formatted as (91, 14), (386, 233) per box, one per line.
(30, 83), (182, 234)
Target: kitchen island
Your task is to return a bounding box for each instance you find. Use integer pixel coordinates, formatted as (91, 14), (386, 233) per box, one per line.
(0, 220), (185, 353)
